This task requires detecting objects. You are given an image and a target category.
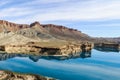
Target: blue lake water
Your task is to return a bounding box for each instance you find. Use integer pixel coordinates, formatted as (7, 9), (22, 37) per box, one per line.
(0, 49), (120, 80)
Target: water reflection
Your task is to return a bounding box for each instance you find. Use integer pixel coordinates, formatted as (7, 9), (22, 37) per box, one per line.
(0, 51), (91, 62)
(0, 49), (120, 80)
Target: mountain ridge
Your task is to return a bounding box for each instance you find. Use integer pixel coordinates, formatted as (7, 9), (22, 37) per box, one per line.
(0, 20), (93, 42)
(0, 20), (119, 44)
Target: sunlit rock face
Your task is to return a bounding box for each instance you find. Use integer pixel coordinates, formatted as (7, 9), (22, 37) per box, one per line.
(3, 42), (93, 55)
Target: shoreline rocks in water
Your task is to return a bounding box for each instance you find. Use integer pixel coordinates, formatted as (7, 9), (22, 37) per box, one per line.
(0, 70), (55, 80)
(0, 42), (93, 55)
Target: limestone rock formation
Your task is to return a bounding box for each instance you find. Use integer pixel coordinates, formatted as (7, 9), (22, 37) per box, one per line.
(1, 42), (93, 55)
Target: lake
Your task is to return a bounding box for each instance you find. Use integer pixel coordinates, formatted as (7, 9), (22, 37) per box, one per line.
(0, 49), (120, 80)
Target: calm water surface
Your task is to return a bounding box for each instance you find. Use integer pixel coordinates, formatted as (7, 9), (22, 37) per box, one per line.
(0, 49), (120, 80)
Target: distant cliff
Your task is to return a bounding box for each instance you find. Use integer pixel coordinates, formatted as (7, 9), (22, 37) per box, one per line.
(94, 37), (120, 44)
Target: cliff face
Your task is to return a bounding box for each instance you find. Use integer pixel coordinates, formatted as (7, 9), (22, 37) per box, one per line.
(42, 24), (92, 41)
(2, 42), (93, 55)
(0, 20), (29, 32)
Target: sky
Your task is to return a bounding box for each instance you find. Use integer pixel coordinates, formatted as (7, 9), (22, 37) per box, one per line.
(0, 0), (120, 37)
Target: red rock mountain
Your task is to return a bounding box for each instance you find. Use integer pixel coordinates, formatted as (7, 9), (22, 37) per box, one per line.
(42, 24), (91, 41)
(0, 20), (29, 32)
(0, 20), (92, 41)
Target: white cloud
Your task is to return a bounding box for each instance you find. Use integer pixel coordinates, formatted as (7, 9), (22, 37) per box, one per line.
(0, 8), (32, 18)
(0, 0), (120, 23)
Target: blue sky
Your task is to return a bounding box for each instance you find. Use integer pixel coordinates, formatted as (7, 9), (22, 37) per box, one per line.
(0, 0), (120, 37)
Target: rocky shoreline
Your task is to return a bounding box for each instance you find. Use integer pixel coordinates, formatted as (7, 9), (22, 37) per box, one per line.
(0, 70), (55, 80)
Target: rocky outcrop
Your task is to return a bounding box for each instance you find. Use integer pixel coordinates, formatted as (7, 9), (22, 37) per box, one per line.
(5, 45), (41, 54)
(0, 20), (29, 32)
(3, 42), (93, 55)
(0, 70), (55, 80)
